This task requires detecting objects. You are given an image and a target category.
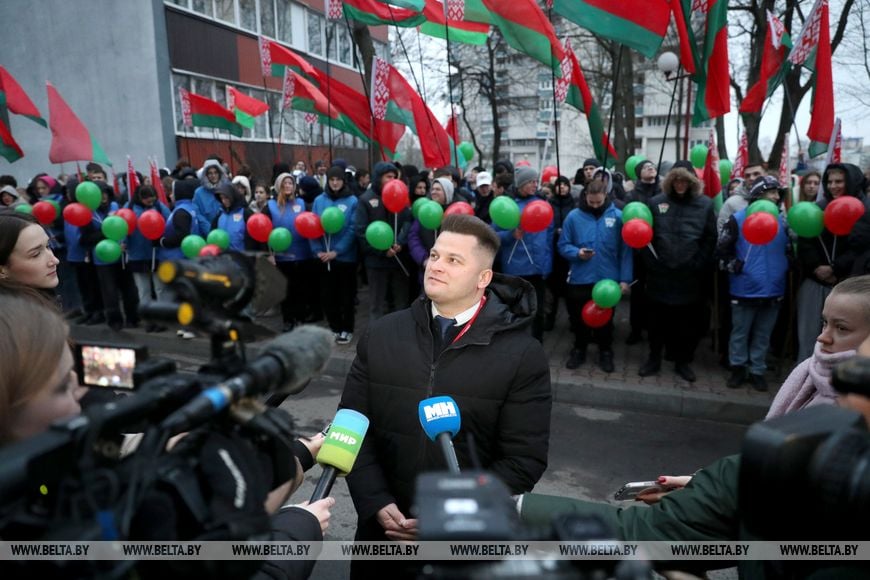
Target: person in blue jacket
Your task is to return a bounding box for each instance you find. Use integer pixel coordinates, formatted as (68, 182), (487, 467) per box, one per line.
(211, 182), (260, 252)
(310, 166), (358, 345)
(158, 177), (200, 262)
(558, 178), (632, 372)
(718, 176), (791, 392)
(193, 158), (229, 235)
(263, 172), (312, 332)
(126, 185), (170, 330)
(493, 166), (553, 342)
(62, 178), (104, 324)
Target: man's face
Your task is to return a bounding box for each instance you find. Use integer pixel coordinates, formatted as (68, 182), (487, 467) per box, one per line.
(328, 176), (344, 191)
(583, 165), (596, 181)
(761, 189), (781, 204)
(380, 171), (397, 188)
(827, 170), (847, 199)
(585, 191), (606, 209)
(206, 167), (221, 185)
(672, 177), (689, 196)
(317, 165), (327, 176)
(743, 165), (764, 187)
(477, 184), (491, 197)
(424, 231), (491, 309)
(91, 172), (107, 182)
(359, 174), (370, 188)
(640, 164), (657, 182)
(519, 181), (537, 197)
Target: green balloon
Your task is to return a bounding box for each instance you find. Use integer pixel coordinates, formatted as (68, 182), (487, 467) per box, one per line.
(747, 199), (779, 218)
(95, 239), (122, 263)
(14, 204), (33, 214)
(268, 227), (293, 252)
(412, 197), (429, 218)
(365, 220), (394, 251)
(320, 207), (345, 235)
(719, 159), (733, 184)
(207, 229), (231, 250)
(713, 192), (724, 213)
(787, 201), (824, 238)
(690, 144), (708, 169)
(181, 234), (207, 259)
(624, 155), (646, 181)
(75, 181), (102, 210)
(621, 201), (653, 226)
(489, 196), (520, 230)
(458, 141), (475, 164)
(592, 279), (622, 309)
(417, 201), (444, 230)
(101, 215), (128, 242)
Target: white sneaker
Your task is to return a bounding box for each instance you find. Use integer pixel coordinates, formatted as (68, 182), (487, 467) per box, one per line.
(335, 331), (352, 345)
(178, 330), (195, 340)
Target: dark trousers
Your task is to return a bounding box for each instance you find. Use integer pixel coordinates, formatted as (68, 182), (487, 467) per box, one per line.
(367, 266), (409, 321)
(96, 263), (140, 325)
(628, 255), (647, 335)
(320, 260), (357, 333)
(545, 254), (569, 325)
(647, 300), (706, 364)
(565, 283), (614, 350)
(72, 261), (102, 316)
(520, 274), (546, 343)
(277, 260), (313, 324)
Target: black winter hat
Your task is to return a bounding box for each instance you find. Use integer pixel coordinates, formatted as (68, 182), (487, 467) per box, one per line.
(583, 158), (599, 169)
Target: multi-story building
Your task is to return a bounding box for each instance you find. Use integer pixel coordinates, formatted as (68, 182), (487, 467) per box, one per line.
(0, 0), (389, 183)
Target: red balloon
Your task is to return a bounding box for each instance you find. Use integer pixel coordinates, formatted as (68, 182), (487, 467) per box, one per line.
(115, 208), (137, 234)
(62, 203), (92, 227)
(742, 212), (779, 245)
(824, 196), (866, 236)
(295, 211), (325, 240)
(541, 165), (559, 184)
(621, 218), (653, 249)
(515, 160), (531, 167)
(199, 244), (222, 257)
(138, 209), (166, 240)
(444, 201), (475, 216)
(32, 201), (57, 225)
(382, 179), (410, 213)
(247, 213), (273, 243)
(519, 200), (554, 233)
(581, 300), (613, 328)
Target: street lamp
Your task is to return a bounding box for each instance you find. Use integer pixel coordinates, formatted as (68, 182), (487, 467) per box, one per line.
(657, 51), (680, 80)
(655, 51), (691, 167)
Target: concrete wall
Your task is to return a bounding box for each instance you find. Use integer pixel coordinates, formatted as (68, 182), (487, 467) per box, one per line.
(0, 0), (175, 183)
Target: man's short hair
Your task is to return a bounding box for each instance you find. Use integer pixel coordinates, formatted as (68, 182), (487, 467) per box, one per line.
(440, 214), (500, 266)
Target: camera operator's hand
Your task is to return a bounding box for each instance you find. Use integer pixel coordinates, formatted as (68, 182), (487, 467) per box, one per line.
(377, 503), (418, 541)
(295, 498), (335, 535)
(298, 432), (325, 458)
(635, 475), (692, 505)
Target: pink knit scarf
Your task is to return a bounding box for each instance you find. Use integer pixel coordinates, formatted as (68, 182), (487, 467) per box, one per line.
(766, 342), (857, 419)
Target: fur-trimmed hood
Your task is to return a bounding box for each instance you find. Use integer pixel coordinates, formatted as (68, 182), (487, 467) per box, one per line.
(661, 166), (702, 198)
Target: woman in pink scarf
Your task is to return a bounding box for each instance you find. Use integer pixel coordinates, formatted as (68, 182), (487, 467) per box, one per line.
(767, 275), (870, 418)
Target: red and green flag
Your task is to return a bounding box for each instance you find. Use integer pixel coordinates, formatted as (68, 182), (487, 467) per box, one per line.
(788, 0), (833, 158)
(179, 88), (243, 137)
(692, 0), (731, 125)
(732, 130), (748, 179)
(0, 66), (46, 127)
(556, 39), (617, 165)
(553, 0), (670, 59)
(282, 69), (368, 143)
(375, 0), (424, 11)
(337, 0), (425, 27)
(444, 105), (460, 144)
(372, 57), (456, 167)
(149, 157), (169, 206)
(702, 128), (721, 199)
(226, 87), (269, 129)
(0, 117), (23, 163)
(47, 82), (111, 166)
(480, 0), (564, 76)
(671, 0), (701, 75)
(739, 10), (792, 114)
(419, 0), (490, 45)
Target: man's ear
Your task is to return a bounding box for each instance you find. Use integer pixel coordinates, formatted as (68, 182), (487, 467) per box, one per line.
(478, 268), (493, 290)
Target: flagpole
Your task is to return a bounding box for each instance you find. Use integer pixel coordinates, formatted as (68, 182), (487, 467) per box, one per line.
(228, 131), (235, 175)
(657, 66), (682, 172)
(263, 78), (279, 163)
(342, 12), (385, 166)
(547, 6), (561, 179)
(781, 81), (804, 157)
(602, 45), (624, 169)
(442, 3), (462, 167)
(325, 23), (335, 163)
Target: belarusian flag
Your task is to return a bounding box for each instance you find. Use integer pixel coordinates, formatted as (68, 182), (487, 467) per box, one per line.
(788, 0), (833, 158)
(480, 0), (564, 76)
(283, 69), (368, 142)
(340, 0), (426, 27)
(419, 0), (490, 45)
(780, 133), (791, 193)
(692, 0), (731, 125)
(258, 35), (273, 76)
(552, 0), (670, 59)
(739, 11), (792, 113)
(444, 106), (460, 143)
(823, 118), (842, 166)
(671, 0), (700, 75)
(267, 37), (320, 78)
(375, 0), (424, 11)
(557, 39), (618, 165)
(150, 157), (169, 206)
(702, 128), (721, 199)
(227, 87), (269, 129)
(0, 66), (46, 127)
(732, 130), (748, 179)
(127, 156), (141, 198)
(372, 57), (456, 167)
(0, 117), (23, 163)
(179, 88), (243, 137)
(47, 83), (111, 166)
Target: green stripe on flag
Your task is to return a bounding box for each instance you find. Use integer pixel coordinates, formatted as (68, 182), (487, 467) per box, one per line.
(192, 113), (244, 137)
(344, 4), (425, 27)
(235, 109), (255, 129)
(555, 1), (665, 58)
(420, 22), (488, 45)
(90, 136), (112, 166)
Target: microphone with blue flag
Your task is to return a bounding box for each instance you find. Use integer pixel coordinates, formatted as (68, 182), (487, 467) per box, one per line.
(418, 395), (461, 474)
(309, 408), (370, 502)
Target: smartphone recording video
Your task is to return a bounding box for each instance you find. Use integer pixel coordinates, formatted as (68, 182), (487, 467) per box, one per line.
(75, 343), (147, 389)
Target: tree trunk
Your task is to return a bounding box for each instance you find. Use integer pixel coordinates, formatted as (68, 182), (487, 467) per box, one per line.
(716, 116), (728, 160)
(487, 36), (502, 167)
(767, 70), (811, 170)
(609, 44), (635, 172)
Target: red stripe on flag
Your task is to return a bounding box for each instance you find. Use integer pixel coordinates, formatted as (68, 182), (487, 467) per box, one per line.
(47, 83), (95, 164)
(705, 24), (731, 118)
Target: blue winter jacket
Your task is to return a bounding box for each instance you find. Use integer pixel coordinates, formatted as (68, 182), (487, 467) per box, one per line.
(268, 198), (312, 262)
(309, 190), (358, 263)
(494, 194), (554, 277)
(88, 201), (120, 266)
(193, 185), (222, 235)
(729, 209), (789, 299)
(159, 200), (200, 261)
(126, 202), (170, 261)
(558, 203), (632, 285)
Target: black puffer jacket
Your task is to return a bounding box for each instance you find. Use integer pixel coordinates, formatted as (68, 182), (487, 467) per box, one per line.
(340, 273), (552, 527)
(643, 167), (717, 304)
(629, 178), (661, 206)
(354, 162), (412, 269)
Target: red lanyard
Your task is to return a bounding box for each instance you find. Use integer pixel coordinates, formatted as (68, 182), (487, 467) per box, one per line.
(450, 295), (487, 345)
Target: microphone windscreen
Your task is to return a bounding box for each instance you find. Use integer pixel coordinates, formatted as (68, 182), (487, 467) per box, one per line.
(263, 325), (334, 395)
(316, 409), (370, 474)
(418, 395), (461, 441)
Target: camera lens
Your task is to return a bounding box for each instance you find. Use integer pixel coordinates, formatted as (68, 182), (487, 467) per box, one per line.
(809, 429), (870, 539)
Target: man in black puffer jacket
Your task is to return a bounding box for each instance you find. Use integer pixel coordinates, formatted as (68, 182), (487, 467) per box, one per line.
(340, 214), (551, 579)
(638, 162), (717, 383)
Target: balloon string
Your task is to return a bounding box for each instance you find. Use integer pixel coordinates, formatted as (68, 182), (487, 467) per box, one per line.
(326, 234), (332, 273)
(745, 244), (753, 264)
(832, 236), (837, 263)
(151, 247), (156, 272)
(646, 243), (659, 260)
(393, 213), (398, 246)
(507, 238), (519, 264)
(629, 279), (639, 287)
(394, 254), (409, 277)
(817, 236), (833, 265)
(520, 238), (534, 266)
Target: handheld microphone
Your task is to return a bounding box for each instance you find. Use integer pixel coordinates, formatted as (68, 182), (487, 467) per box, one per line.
(418, 396), (461, 474)
(309, 409), (370, 502)
(160, 325), (333, 433)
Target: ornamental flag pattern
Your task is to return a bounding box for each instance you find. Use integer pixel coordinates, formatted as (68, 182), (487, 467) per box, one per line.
(179, 88), (192, 127)
(372, 57), (390, 120)
(554, 38), (572, 103)
(258, 35), (272, 76)
(282, 68), (295, 110)
(788, 0), (826, 65)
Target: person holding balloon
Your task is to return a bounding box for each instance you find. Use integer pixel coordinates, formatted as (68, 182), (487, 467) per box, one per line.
(193, 158), (230, 235)
(158, 177), (201, 261)
(558, 179), (632, 372)
(716, 160), (764, 235)
(408, 177), (456, 271)
(493, 166), (554, 343)
(211, 182), (262, 252)
(717, 176), (791, 392)
(310, 165), (359, 345)
(125, 185), (171, 323)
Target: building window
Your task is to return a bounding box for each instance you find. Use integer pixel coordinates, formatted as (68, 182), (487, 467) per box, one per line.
(276, 0), (293, 44)
(338, 26), (351, 65)
(307, 11), (324, 55)
(192, 0), (213, 17)
(239, 0), (257, 31)
(172, 73), (191, 133)
(260, 0), (276, 38)
(326, 22), (338, 61)
(168, 0), (189, 7)
(214, 0), (235, 23)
